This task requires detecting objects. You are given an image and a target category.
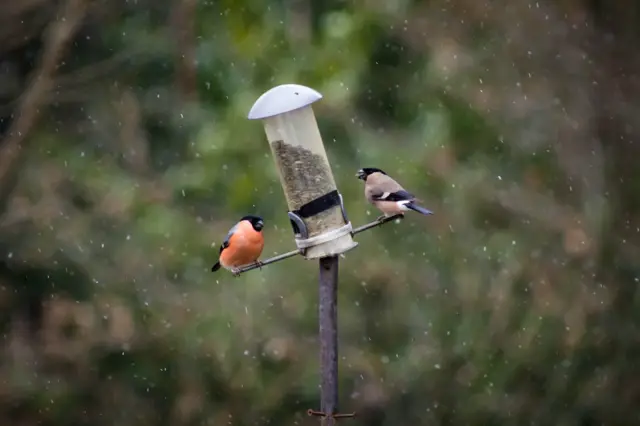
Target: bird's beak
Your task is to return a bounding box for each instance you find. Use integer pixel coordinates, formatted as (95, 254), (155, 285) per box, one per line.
(256, 220), (264, 230)
(356, 170), (365, 180)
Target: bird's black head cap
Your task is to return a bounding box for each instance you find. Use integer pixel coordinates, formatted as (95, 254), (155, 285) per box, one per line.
(356, 167), (387, 181)
(240, 215), (264, 231)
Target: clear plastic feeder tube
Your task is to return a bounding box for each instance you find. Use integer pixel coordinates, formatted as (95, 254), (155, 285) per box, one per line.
(249, 84), (357, 258)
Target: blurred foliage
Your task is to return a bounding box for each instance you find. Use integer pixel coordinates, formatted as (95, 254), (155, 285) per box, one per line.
(0, 0), (639, 425)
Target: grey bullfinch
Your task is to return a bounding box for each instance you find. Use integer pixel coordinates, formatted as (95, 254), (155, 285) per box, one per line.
(211, 215), (265, 276)
(356, 167), (433, 220)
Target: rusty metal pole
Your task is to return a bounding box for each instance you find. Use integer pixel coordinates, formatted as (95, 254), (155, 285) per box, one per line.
(319, 255), (339, 425)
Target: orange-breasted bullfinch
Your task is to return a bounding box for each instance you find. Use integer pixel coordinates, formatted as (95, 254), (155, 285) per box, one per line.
(211, 215), (265, 276)
(356, 167), (433, 220)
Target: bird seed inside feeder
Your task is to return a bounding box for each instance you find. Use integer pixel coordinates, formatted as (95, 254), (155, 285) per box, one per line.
(271, 140), (346, 238)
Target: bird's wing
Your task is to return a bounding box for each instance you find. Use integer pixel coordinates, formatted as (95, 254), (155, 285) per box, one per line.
(219, 223), (239, 254)
(371, 189), (415, 202)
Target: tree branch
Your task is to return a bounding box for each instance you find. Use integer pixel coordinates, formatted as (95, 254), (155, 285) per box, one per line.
(0, 0), (88, 200)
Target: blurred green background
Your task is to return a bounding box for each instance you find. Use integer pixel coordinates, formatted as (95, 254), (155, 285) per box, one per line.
(1, 0), (639, 424)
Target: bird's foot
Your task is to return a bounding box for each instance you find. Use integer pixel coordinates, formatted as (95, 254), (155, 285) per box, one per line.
(255, 260), (263, 270)
(377, 214), (403, 222)
(230, 267), (241, 277)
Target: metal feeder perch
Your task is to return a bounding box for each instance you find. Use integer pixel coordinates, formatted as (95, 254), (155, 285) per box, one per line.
(240, 84), (405, 424)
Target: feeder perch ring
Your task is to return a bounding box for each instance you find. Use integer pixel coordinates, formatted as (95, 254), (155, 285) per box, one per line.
(288, 211), (309, 240)
(287, 190), (350, 242)
(294, 223), (354, 250)
(337, 193), (349, 225)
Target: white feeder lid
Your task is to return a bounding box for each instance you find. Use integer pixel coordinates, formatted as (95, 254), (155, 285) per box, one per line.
(248, 84), (323, 120)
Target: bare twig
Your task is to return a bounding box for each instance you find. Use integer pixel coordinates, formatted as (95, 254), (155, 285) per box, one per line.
(0, 0), (52, 54)
(171, 0), (198, 102)
(117, 89), (151, 174)
(0, 0), (88, 200)
(0, 49), (143, 117)
(53, 49), (133, 88)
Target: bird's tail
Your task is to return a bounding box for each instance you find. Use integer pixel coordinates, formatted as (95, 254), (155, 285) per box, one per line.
(406, 202), (433, 216)
(211, 262), (221, 272)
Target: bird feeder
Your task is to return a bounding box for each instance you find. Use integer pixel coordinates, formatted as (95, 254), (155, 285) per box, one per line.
(242, 83), (407, 424)
(248, 84), (358, 259)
